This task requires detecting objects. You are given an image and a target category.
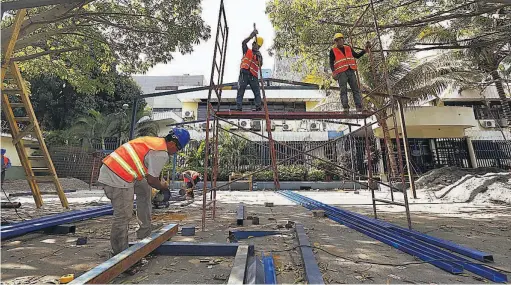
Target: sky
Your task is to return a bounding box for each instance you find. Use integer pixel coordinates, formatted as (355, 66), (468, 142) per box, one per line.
(141, 0), (275, 84)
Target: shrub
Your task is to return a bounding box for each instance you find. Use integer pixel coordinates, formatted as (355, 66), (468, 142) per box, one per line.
(307, 168), (326, 181)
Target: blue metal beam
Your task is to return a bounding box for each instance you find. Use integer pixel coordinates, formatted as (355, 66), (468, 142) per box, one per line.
(262, 253), (277, 284)
(1, 205), (111, 231)
(295, 223), (325, 285)
(280, 191), (507, 283)
(69, 224), (178, 284)
(1, 207), (113, 240)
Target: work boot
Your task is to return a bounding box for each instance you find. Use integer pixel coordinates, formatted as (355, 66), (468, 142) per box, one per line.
(342, 107), (350, 114)
(253, 106), (262, 111)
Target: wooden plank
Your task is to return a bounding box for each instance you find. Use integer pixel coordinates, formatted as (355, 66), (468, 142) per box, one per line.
(227, 245), (249, 284)
(69, 224), (178, 284)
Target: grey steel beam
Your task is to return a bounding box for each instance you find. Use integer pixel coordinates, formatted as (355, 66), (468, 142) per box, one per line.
(228, 245), (250, 284)
(69, 224), (178, 284)
(295, 224), (324, 285)
(129, 241), (250, 256)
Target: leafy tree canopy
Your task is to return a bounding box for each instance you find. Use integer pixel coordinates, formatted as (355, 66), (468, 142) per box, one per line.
(1, 0), (211, 94)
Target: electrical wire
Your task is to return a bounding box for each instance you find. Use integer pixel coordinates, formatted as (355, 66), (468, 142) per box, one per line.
(269, 244), (511, 273)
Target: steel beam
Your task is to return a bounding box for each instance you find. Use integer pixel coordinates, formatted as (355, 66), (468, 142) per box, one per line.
(69, 224), (178, 284)
(295, 223), (324, 285)
(130, 242), (248, 256)
(262, 253), (277, 284)
(236, 204), (246, 226)
(282, 192), (507, 282)
(215, 110), (371, 120)
(246, 255), (265, 284)
(229, 230), (280, 241)
(228, 245), (250, 284)
(1, 206), (112, 240)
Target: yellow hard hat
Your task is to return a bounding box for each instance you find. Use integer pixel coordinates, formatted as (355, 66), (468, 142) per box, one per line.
(256, 36), (264, 47)
(334, 33), (344, 40)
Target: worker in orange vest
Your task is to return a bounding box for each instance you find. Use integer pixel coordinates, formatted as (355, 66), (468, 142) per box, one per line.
(330, 33), (371, 112)
(1, 149), (11, 186)
(182, 170), (202, 198)
(97, 128), (190, 256)
(236, 29), (264, 111)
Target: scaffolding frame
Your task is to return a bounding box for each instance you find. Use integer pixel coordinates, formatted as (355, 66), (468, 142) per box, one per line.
(197, 0), (416, 230)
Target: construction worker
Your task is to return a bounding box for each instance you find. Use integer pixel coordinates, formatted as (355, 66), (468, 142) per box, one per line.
(1, 149), (11, 185)
(236, 29), (264, 111)
(97, 128), (190, 256)
(182, 170), (201, 198)
(330, 33), (371, 112)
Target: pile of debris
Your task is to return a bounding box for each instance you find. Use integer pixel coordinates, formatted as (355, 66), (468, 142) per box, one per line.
(415, 166), (505, 191)
(416, 167), (511, 205)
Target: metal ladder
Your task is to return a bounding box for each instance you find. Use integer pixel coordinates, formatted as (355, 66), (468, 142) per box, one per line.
(1, 9), (68, 208)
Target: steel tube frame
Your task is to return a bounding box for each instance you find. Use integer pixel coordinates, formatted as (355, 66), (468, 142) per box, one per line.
(215, 114), (401, 192)
(281, 192), (507, 282)
(202, 0), (228, 231)
(69, 224), (178, 284)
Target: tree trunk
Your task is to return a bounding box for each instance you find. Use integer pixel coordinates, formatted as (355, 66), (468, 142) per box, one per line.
(375, 111), (398, 178)
(490, 71), (511, 126)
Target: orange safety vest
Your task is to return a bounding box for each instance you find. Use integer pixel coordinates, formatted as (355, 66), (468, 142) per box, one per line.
(240, 49), (260, 77)
(183, 171), (200, 183)
(103, 137), (168, 183)
(332, 45), (357, 77)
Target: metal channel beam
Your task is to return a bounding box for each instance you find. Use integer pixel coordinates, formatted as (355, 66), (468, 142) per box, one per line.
(69, 224), (178, 284)
(373, 198), (406, 206)
(228, 245), (250, 284)
(246, 255), (265, 284)
(262, 253), (277, 284)
(229, 230), (279, 241)
(281, 192), (507, 282)
(1, 206), (112, 240)
(236, 204), (246, 226)
(295, 223), (324, 285)
(215, 110), (370, 120)
(130, 242), (246, 256)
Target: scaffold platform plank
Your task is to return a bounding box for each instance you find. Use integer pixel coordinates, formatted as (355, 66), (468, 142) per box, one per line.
(215, 110), (371, 120)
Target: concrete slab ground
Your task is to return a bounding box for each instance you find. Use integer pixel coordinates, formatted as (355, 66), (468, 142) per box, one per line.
(1, 190), (510, 284)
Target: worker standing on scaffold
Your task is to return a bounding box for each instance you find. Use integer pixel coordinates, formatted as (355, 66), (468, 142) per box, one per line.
(330, 33), (371, 113)
(236, 29), (264, 111)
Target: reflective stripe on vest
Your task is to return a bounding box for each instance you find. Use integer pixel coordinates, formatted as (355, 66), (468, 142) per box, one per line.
(240, 49), (260, 77)
(332, 46), (357, 76)
(102, 137), (168, 183)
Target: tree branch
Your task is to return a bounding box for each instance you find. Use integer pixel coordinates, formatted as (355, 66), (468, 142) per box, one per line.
(12, 46), (81, 61)
(320, 4), (510, 29)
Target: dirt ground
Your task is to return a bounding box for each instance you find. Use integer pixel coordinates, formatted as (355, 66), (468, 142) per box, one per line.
(1, 191), (511, 284)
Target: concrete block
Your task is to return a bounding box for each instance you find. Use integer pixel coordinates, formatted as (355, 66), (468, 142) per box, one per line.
(182, 226), (196, 236)
(312, 210), (325, 218)
(252, 217), (260, 225)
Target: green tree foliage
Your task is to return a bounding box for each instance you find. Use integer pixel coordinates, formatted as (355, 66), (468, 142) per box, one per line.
(1, 0), (210, 94)
(29, 73), (144, 131)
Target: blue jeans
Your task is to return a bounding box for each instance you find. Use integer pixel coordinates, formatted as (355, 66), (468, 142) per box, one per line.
(236, 71), (261, 110)
(337, 69), (362, 109)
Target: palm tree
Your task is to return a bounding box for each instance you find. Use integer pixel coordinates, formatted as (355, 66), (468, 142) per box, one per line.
(71, 110), (119, 149)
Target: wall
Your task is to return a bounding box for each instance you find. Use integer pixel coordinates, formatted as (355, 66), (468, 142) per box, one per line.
(181, 102), (199, 120)
(1, 135), (35, 180)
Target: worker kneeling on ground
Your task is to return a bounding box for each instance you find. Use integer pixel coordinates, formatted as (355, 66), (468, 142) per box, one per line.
(236, 29), (264, 111)
(182, 170), (202, 199)
(330, 33), (370, 112)
(98, 128), (190, 255)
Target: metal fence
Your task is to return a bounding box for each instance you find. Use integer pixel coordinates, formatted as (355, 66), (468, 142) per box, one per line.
(472, 140), (511, 169)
